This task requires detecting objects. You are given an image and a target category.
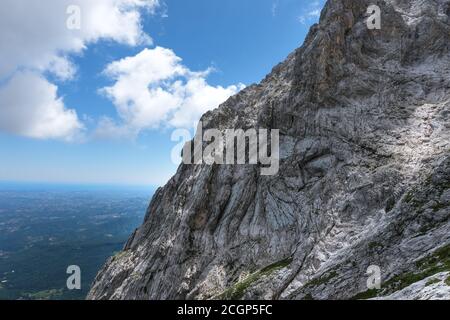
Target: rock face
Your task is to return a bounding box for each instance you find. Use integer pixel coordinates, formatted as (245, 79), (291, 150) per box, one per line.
(88, 0), (450, 300)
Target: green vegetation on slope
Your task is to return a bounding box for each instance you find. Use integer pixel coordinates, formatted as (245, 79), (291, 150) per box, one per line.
(445, 275), (450, 287)
(353, 244), (450, 299)
(217, 257), (293, 300)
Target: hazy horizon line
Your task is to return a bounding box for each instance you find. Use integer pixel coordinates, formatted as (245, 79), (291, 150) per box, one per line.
(0, 180), (158, 190)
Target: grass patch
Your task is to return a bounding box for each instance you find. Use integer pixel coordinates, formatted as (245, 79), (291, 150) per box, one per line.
(445, 276), (450, 286)
(352, 244), (450, 300)
(432, 202), (446, 212)
(403, 188), (428, 211)
(352, 288), (379, 300)
(112, 250), (131, 261)
(216, 257), (293, 300)
(304, 270), (338, 288)
(425, 278), (441, 286)
(303, 293), (314, 300)
(404, 191), (414, 203)
(412, 225), (433, 239)
(415, 244), (450, 271)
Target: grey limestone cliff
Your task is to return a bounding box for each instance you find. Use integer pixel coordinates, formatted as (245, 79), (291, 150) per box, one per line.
(88, 0), (450, 300)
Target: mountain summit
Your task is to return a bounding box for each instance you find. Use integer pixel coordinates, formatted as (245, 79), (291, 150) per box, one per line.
(88, 0), (450, 300)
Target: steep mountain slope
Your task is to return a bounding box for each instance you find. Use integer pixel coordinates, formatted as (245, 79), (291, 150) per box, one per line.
(88, 0), (450, 300)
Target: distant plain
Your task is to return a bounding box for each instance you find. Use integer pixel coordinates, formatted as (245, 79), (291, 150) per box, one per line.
(0, 182), (154, 300)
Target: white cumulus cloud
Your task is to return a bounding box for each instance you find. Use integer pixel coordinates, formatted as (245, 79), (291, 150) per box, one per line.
(98, 47), (245, 137)
(0, 0), (160, 140)
(0, 72), (83, 141)
(0, 0), (160, 80)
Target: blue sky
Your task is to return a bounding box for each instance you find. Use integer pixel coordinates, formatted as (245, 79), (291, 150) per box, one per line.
(0, 0), (324, 186)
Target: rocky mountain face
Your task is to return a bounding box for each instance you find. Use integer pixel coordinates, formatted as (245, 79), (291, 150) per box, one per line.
(88, 0), (450, 300)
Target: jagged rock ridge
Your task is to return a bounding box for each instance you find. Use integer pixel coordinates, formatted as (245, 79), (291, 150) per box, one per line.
(88, 0), (450, 300)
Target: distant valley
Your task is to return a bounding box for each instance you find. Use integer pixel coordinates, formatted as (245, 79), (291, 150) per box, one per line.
(0, 184), (153, 300)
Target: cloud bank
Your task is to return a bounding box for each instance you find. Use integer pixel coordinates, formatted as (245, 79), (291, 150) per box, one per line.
(97, 47), (245, 138)
(0, 72), (83, 141)
(0, 0), (160, 140)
